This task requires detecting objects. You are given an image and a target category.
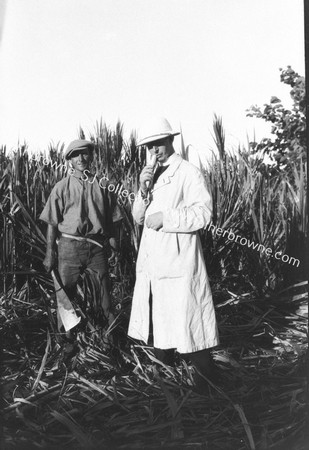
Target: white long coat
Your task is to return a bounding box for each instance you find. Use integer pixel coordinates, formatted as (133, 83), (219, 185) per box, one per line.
(128, 153), (219, 353)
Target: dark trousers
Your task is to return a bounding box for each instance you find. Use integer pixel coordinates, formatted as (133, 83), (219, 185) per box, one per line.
(57, 237), (111, 329)
(153, 347), (214, 378)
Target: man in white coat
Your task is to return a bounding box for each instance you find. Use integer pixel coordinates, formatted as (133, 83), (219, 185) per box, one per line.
(128, 117), (219, 391)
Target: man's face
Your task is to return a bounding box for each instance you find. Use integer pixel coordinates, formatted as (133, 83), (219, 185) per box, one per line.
(69, 149), (91, 173)
(146, 137), (174, 164)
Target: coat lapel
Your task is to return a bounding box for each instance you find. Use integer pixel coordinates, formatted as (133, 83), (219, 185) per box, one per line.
(152, 154), (183, 192)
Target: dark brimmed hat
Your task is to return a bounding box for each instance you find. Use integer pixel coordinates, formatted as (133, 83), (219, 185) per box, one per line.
(137, 117), (180, 147)
(64, 139), (94, 160)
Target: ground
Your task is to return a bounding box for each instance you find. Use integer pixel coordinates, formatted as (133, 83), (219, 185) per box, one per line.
(1, 281), (308, 449)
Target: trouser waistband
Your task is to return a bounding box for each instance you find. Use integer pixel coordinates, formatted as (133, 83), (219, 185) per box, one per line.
(59, 232), (107, 249)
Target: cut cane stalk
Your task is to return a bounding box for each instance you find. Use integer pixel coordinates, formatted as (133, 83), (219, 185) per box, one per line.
(146, 154), (157, 190)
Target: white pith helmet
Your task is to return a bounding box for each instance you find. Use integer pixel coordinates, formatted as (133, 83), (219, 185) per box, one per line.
(137, 117), (180, 147)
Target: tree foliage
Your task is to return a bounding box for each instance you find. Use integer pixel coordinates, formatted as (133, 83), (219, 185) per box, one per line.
(246, 66), (306, 170)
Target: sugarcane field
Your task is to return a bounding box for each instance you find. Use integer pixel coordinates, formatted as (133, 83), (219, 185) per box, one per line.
(1, 63), (308, 450)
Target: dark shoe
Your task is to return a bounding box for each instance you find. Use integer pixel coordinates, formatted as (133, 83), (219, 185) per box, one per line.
(64, 341), (78, 355)
(61, 340), (79, 366)
(153, 348), (175, 366)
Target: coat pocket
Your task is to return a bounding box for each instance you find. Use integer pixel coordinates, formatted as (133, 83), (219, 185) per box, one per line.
(155, 232), (184, 279)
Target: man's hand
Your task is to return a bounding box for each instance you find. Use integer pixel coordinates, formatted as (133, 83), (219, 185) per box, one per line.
(140, 165), (155, 193)
(43, 250), (56, 273)
(108, 237), (120, 266)
(108, 249), (120, 266)
(146, 212), (163, 230)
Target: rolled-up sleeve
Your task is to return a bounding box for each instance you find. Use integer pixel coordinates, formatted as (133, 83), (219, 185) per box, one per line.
(162, 170), (212, 233)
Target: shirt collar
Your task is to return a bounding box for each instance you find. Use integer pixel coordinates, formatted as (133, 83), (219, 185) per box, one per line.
(159, 152), (178, 167)
(70, 169), (92, 180)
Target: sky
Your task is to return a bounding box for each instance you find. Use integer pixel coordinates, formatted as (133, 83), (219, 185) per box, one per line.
(0, 0), (305, 161)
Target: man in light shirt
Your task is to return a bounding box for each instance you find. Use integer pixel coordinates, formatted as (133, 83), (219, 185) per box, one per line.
(40, 139), (119, 356)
